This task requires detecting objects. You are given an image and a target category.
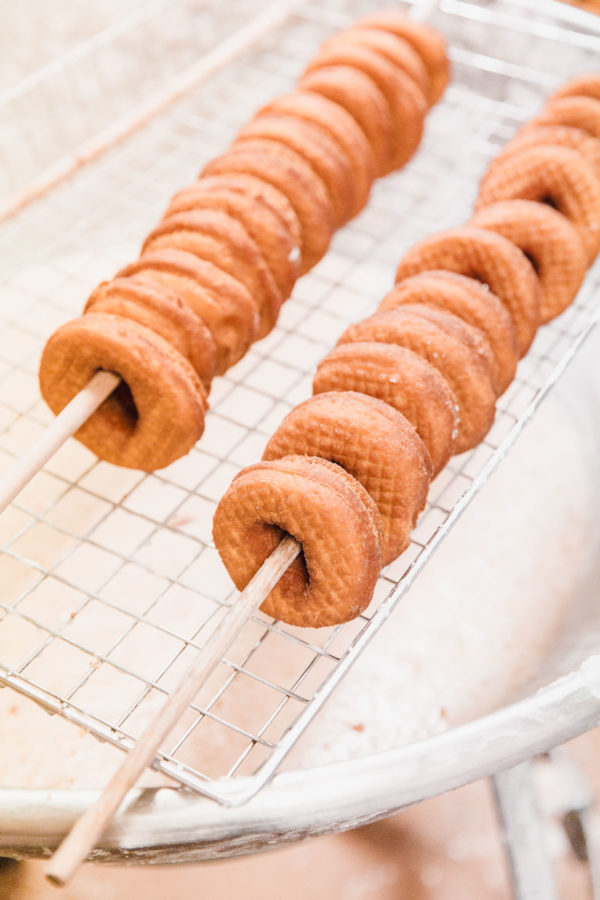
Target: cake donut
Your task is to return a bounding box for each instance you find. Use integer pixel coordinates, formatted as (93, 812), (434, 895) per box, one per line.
(491, 124), (600, 176)
(338, 27), (429, 96)
(382, 270), (518, 394)
(202, 139), (335, 272)
(256, 92), (377, 218)
(552, 73), (600, 104)
(262, 392), (432, 566)
(84, 277), (217, 391)
(336, 307), (497, 454)
(394, 226), (541, 356)
(39, 314), (208, 471)
(476, 144), (600, 263)
(354, 11), (449, 104)
(163, 178), (301, 301)
(302, 40), (427, 171)
(212, 455), (383, 628)
(528, 95), (600, 142)
(299, 65), (395, 177)
(142, 209), (283, 338)
(470, 199), (587, 322)
(313, 341), (459, 475)
(235, 116), (356, 227)
(118, 249), (259, 374)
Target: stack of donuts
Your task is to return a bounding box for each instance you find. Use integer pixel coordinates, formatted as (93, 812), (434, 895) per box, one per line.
(38, 11), (449, 471)
(213, 73), (600, 628)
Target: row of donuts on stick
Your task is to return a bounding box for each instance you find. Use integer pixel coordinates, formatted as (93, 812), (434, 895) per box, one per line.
(213, 72), (600, 628)
(39, 11), (449, 471)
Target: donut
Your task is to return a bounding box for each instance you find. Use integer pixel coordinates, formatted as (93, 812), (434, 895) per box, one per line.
(212, 455), (383, 628)
(190, 173), (302, 255)
(303, 42), (426, 172)
(394, 226), (541, 357)
(353, 11), (449, 104)
(39, 313), (208, 471)
(399, 303), (497, 389)
(337, 307), (497, 455)
(258, 91), (376, 218)
(529, 95), (600, 141)
(262, 391), (432, 565)
(552, 73), (600, 104)
(493, 124), (600, 175)
(383, 270), (518, 394)
(164, 181), (301, 300)
(337, 27), (429, 97)
(202, 140), (334, 272)
(299, 65), (394, 176)
(85, 276), (217, 390)
(118, 249), (259, 374)
(313, 341), (459, 475)
(470, 200), (587, 322)
(236, 115), (355, 226)
(476, 145), (600, 263)
(142, 209), (282, 338)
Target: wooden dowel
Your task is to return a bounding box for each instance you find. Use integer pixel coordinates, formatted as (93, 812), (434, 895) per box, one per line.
(45, 533), (300, 886)
(0, 370), (120, 516)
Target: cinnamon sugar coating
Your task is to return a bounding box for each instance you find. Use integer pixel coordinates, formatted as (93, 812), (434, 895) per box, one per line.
(313, 341), (458, 475)
(39, 313), (207, 470)
(213, 455), (382, 627)
(337, 307), (497, 455)
(395, 226), (541, 357)
(471, 200), (587, 323)
(384, 271), (518, 395)
(263, 392), (432, 566)
(85, 276), (217, 390)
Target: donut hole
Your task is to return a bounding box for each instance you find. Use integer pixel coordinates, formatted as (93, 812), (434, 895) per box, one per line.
(538, 194), (560, 211)
(462, 268), (493, 294)
(522, 250), (540, 274)
(102, 375), (139, 427)
(252, 522), (309, 598)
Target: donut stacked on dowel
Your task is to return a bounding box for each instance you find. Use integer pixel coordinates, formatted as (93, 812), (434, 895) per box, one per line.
(214, 73), (600, 628)
(38, 12), (449, 472)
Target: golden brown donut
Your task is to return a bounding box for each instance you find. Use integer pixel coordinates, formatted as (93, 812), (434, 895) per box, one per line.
(354, 11), (449, 105)
(212, 455), (383, 628)
(494, 124), (600, 175)
(399, 303), (497, 389)
(164, 181), (300, 300)
(337, 307), (497, 455)
(476, 145), (600, 263)
(202, 140), (334, 272)
(299, 65), (394, 176)
(118, 249), (259, 374)
(303, 42), (426, 172)
(142, 209), (282, 338)
(259, 91), (376, 218)
(39, 313), (208, 471)
(313, 341), (459, 475)
(394, 226), (541, 357)
(383, 270), (518, 394)
(262, 391), (432, 566)
(236, 115), (355, 226)
(338, 27), (429, 97)
(552, 73), (600, 103)
(471, 200), (587, 322)
(529, 95), (600, 141)
(191, 173), (302, 256)
(84, 276), (217, 391)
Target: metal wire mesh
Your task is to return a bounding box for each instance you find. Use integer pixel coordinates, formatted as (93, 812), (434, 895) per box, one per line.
(0, 0), (599, 805)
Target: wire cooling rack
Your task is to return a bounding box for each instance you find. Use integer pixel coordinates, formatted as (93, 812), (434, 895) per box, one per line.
(0, 0), (599, 806)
